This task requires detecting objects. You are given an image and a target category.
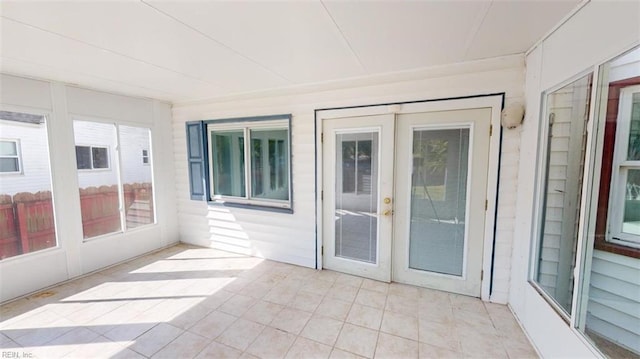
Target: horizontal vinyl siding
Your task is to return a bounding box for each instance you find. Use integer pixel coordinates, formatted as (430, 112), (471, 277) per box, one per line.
(587, 250), (640, 353)
(172, 56), (525, 289)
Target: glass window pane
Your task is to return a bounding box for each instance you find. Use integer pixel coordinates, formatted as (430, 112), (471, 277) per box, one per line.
(335, 132), (378, 263)
(120, 125), (154, 229)
(626, 93), (640, 160)
(252, 138), (263, 196)
(250, 129), (289, 200)
(277, 140), (286, 188)
(0, 158), (19, 172)
(0, 113), (57, 260)
(212, 131), (245, 197)
(0, 141), (17, 156)
(92, 147), (109, 169)
(269, 139), (276, 191)
(75, 146), (91, 169)
(621, 169), (640, 236)
(409, 128), (469, 276)
(342, 141), (356, 193)
(535, 73), (592, 314)
(356, 140), (372, 195)
(73, 120), (121, 239)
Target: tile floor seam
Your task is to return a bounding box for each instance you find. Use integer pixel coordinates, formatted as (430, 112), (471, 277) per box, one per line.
(483, 301), (513, 357)
(242, 320), (268, 355)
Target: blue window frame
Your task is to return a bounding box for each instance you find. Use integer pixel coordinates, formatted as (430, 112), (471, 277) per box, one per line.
(186, 114), (293, 213)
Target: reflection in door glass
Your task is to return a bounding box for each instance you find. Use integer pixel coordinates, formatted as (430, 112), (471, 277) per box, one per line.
(409, 128), (469, 276)
(335, 132), (378, 263)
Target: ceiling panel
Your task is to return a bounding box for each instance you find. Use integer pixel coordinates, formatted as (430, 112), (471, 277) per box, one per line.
(322, 1), (489, 73)
(0, 1), (582, 103)
(0, 18), (221, 101)
(465, 0), (582, 60)
(143, 0), (366, 84)
(0, 57), (183, 102)
(0, 1), (289, 94)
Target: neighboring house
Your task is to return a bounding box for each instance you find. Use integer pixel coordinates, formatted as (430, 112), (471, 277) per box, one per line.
(0, 113), (52, 195)
(0, 116), (152, 196)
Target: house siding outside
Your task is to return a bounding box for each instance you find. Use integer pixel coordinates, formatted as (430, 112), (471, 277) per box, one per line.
(172, 54), (525, 303)
(587, 250), (640, 353)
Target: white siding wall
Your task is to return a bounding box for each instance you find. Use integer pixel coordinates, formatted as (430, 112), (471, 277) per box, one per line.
(0, 121), (51, 194)
(586, 250), (640, 353)
(119, 125), (152, 184)
(173, 55), (525, 301)
(513, 1), (640, 357)
(0, 74), (178, 302)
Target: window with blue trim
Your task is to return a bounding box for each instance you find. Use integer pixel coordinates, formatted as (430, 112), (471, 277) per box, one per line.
(186, 115), (292, 211)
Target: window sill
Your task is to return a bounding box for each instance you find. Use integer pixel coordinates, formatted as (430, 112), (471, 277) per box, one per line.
(208, 199), (293, 214)
(77, 168), (111, 172)
(594, 235), (640, 259)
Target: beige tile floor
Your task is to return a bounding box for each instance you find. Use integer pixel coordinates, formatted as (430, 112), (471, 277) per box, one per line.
(0, 244), (538, 358)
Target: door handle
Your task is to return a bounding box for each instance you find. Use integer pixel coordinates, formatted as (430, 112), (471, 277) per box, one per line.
(382, 209), (393, 216)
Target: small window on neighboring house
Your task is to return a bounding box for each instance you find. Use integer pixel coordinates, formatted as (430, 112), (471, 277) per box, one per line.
(0, 140), (21, 173)
(142, 149), (149, 165)
(75, 145), (109, 170)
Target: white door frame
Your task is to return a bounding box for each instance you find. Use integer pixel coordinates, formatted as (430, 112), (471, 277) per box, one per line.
(315, 95), (503, 301)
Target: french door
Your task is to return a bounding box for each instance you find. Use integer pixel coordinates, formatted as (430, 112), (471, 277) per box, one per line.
(321, 104), (493, 297)
(322, 114), (395, 282)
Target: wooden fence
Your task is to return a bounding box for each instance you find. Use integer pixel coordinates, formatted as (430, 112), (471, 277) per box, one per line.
(0, 183), (153, 260)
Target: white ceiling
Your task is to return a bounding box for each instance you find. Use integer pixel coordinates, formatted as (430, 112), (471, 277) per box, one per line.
(0, 0), (581, 103)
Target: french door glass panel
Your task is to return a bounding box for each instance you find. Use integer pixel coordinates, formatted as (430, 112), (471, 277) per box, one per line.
(393, 107), (491, 297)
(409, 128), (469, 276)
(335, 132), (378, 263)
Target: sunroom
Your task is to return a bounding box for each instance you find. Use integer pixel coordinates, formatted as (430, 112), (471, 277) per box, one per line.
(0, 1), (638, 358)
